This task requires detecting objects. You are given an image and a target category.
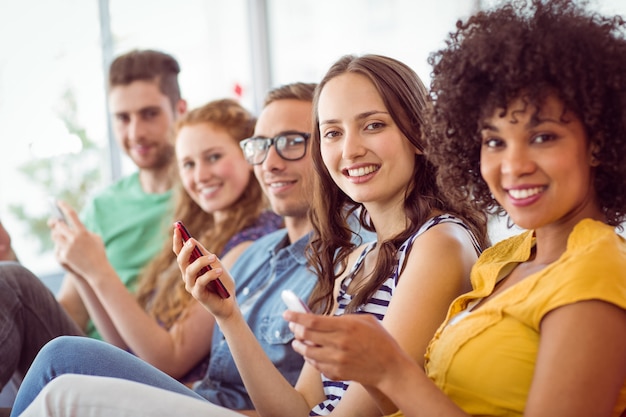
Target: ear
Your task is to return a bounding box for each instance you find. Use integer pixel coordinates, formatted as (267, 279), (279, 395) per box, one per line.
(176, 99), (188, 117)
(414, 146), (423, 156)
(588, 142), (601, 167)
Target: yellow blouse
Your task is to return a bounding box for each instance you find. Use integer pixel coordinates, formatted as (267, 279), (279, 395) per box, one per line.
(393, 219), (626, 416)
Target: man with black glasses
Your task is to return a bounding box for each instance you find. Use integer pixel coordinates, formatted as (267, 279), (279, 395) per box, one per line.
(9, 82), (373, 415)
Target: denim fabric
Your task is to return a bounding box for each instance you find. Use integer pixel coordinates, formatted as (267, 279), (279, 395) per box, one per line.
(195, 229), (317, 409)
(11, 337), (204, 416)
(12, 229), (317, 414)
(0, 262), (82, 390)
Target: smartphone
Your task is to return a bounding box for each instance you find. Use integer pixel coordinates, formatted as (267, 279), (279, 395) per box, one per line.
(49, 198), (67, 223)
(281, 290), (311, 313)
(174, 221), (230, 299)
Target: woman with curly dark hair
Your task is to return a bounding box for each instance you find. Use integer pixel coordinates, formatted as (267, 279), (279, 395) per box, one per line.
(283, 1), (626, 416)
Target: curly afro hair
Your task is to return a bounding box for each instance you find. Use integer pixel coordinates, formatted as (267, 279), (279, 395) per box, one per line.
(424, 0), (626, 226)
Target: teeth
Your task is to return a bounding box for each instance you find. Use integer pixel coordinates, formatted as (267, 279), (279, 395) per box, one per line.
(269, 182), (291, 188)
(200, 186), (219, 195)
(347, 165), (377, 177)
(508, 187), (543, 199)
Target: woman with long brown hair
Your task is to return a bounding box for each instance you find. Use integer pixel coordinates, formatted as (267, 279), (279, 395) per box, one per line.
(48, 98), (282, 382)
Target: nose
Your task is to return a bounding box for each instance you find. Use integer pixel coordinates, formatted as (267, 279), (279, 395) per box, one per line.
(341, 130), (366, 160)
(193, 161), (212, 184)
(260, 143), (286, 173)
(501, 145), (536, 177)
(127, 116), (147, 142)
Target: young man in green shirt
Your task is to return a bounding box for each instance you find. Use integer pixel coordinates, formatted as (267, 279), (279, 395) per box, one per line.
(57, 49), (187, 339)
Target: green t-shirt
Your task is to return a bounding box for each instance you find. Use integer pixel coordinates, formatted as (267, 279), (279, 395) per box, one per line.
(81, 172), (173, 339)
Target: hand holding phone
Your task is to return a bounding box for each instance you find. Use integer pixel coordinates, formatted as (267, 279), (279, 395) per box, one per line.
(174, 221), (230, 299)
(281, 290), (311, 313)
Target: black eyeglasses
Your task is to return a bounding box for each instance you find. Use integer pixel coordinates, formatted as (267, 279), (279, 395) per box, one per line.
(239, 132), (310, 165)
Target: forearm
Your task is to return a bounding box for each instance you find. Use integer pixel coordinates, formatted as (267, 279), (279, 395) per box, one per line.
(70, 274), (125, 346)
(56, 275), (90, 330)
(375, 353), (467, 417)
(217, 312), (311, 417)
(88, 266), (203, 378)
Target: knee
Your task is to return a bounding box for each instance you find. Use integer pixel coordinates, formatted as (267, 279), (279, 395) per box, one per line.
(0, 263), (38, 291)
(39, 336), (123, 371)
(35, 336), (99, 370)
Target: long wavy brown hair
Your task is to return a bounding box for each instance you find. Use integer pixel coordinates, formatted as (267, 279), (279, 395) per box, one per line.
(307, 54), (489, 314)
(135, 98), (266, 328)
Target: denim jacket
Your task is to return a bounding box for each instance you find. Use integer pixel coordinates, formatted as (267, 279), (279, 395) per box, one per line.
(194, 229), (316, 409)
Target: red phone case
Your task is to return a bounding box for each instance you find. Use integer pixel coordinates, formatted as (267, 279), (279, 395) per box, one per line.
(174, 221), (230, 299)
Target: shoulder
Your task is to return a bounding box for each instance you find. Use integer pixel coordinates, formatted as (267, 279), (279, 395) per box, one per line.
(86, 173), (140, 206)
(395, 215), (481, 289)
(245, 211), (284, 237)
(256, 210), (284, 227)
(557, 220), (626, 278)
(98, 172), (140, 195)
(223, 212), (284, 256)
(228, 230), (286, 276)
(507, 221), (626, 321)
(408, 214), (480, 258)
(568, 219), (626, 258)
(234, 228), (288, 259)
(253, 227), (288, 245)
(229, 229), (313, 285)
(545, 221), (626, 308)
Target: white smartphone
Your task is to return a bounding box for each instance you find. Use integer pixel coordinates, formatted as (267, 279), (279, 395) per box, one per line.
(281, 290), (311, 313)
(49, 198), (67, 223)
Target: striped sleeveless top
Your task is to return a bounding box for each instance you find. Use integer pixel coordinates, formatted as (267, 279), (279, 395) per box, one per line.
(309, 214), (480, 416)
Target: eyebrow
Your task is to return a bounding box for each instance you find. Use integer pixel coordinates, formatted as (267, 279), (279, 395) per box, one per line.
(113, 106), (162, 117)
(177, 146), (222, 161)
(320, 110), (388, 126)
(480, 122), (498, 132)
(480, 115), (561, 132)
(139, 106), (162, 112)
(254, 130), (305, 139)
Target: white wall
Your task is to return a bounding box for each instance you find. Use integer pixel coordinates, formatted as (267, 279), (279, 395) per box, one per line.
(1, 0), (624, 274)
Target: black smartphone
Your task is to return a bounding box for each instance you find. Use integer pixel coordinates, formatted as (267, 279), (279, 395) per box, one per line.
(174, 221), (230, 299)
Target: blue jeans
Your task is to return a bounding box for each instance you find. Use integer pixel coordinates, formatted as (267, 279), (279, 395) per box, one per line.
(11, 336), (205, 416)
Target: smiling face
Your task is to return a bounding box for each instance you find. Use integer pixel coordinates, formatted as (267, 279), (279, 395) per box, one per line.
(480, 94), (602, 231)
(109, 80), (178, 171)
(252, 99), (314, 219)
(316, 73), (418, 211)
(175, 123), (252, 218)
